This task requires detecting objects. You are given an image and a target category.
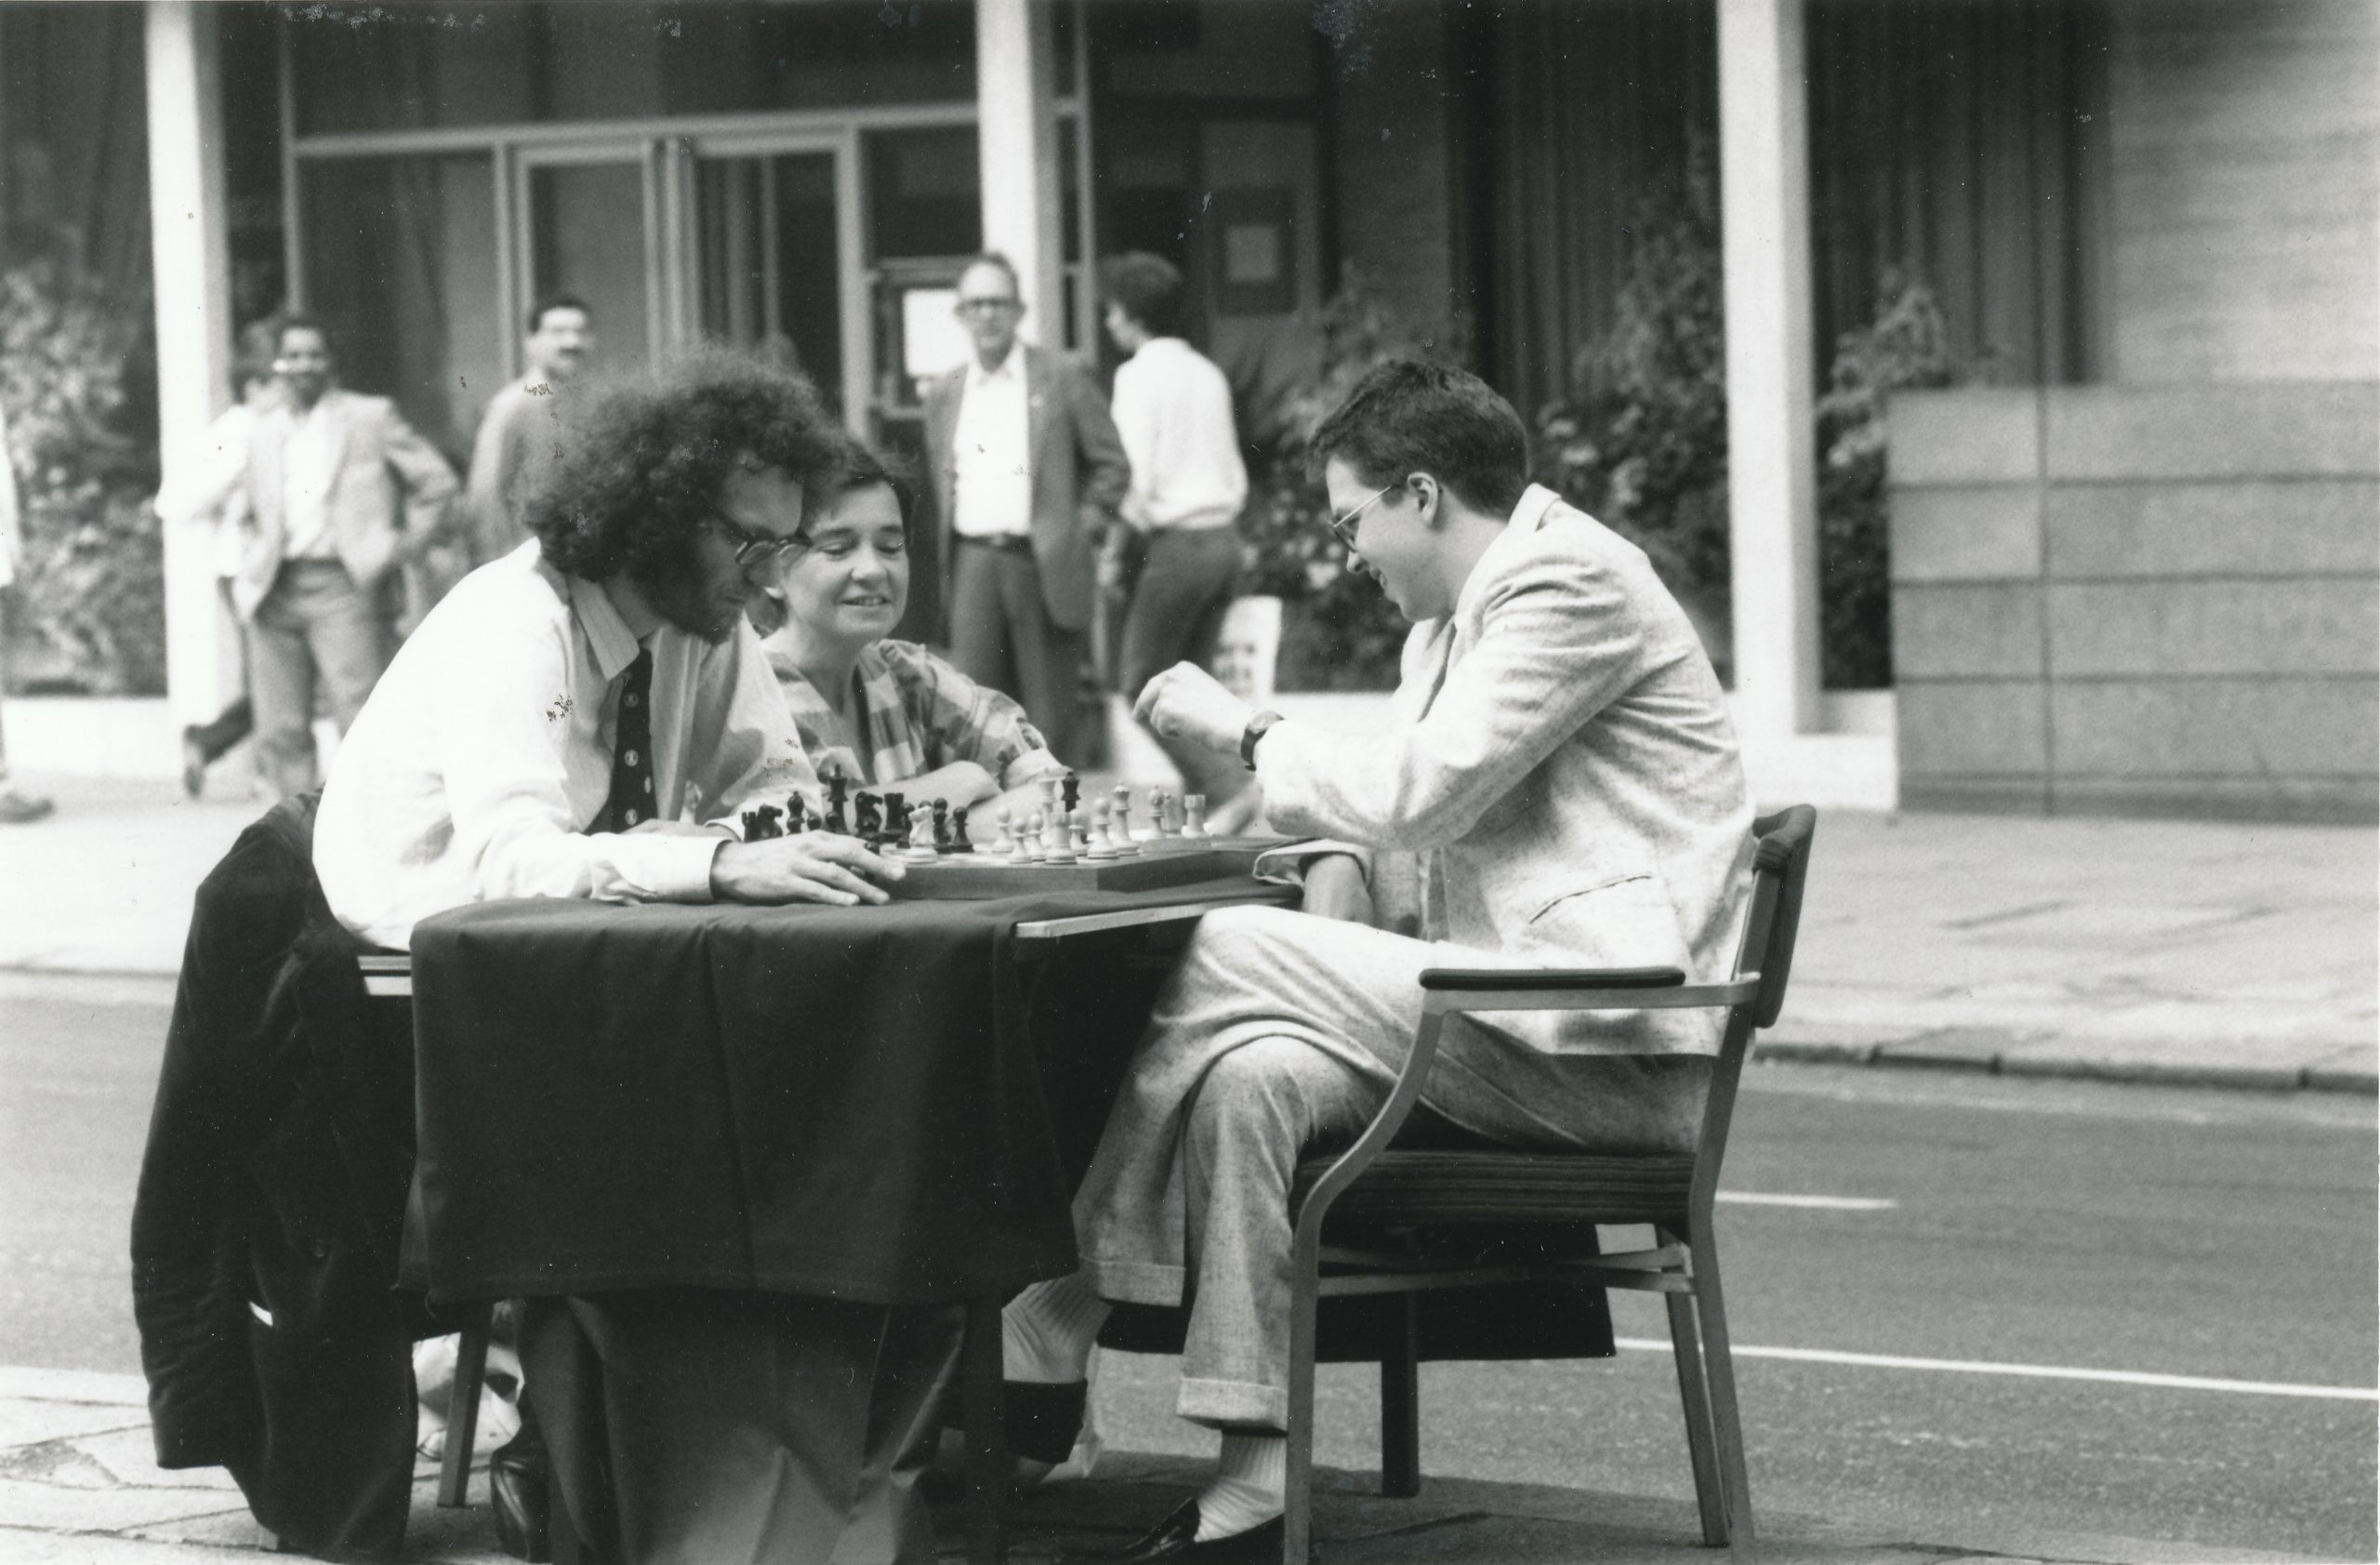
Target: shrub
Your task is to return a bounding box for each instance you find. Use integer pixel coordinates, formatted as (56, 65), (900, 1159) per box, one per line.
(1529, 143), (1963, 690)
(1233, 270), (1458, 691)
(0, 259), (164, 696)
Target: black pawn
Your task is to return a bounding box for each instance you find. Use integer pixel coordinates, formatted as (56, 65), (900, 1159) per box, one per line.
(951, 805), (973, 854)
(1061, 772), (1080, 816)
(825, 769), (850, 834)
(854, 792), (882, 841)
(882, 791), (908, 848)
(932, 798), (951, 851)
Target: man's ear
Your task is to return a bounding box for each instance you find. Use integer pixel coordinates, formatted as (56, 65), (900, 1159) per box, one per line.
(1410, 473), (1444, 529)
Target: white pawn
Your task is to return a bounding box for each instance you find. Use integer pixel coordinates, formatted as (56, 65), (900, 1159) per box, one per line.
(1084, 801), (1117, 860)
(1042, 806), (1077, 864)
(1109, 785), (1141, 854)
(906, 808), (938, 862)
(1069, 808), (1091, 856)
(1157, 789), (1185, 838)
(989, 806), (1017, 860)
(1012, 812), (1040, 864)
(1183, 793), (1209, 840)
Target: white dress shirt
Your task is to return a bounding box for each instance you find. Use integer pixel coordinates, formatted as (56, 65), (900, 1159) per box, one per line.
(949, 351), (1034, 537)
(1110, 337), (1248, 533)
(314, 542), (819, 949)
(279, 404), (340, 559)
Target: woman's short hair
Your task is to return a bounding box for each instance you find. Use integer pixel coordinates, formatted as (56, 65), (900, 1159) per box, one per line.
(522, 349), (840, 582)
(813, 436), (923, 544)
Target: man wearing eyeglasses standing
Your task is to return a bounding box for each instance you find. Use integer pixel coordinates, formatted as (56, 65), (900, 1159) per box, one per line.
(921, 253), (1130, 767)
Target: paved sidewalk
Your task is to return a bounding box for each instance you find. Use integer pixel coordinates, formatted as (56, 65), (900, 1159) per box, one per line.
(1, 773), (2372, 1093)
(0, 1368), (2329, 1565)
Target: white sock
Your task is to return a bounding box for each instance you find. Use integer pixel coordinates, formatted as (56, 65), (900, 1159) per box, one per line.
(1197, 1431), (1286, 1541)
(1000, 1272), (1109, 1384)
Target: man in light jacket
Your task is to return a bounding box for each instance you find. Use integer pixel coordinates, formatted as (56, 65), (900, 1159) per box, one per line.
(995, 360), (1754, 1562)
(233, 314), (458, 797)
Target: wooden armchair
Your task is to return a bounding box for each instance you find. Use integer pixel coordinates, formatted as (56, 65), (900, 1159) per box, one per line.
(1282, 805), (1818, 1563)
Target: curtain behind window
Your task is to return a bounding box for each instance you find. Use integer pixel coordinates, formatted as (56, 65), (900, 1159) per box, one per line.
(1486, 0), (2108, 412)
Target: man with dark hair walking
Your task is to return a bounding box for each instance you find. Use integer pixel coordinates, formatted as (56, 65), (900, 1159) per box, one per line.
(1098, 250), (1252, 824)
(921, 252), (1129, 766)
(465, 294), (595, 565)
(231, 314), (459, 798)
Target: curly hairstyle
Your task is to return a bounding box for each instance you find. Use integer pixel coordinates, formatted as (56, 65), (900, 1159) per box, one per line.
(523, 349), (840, 583)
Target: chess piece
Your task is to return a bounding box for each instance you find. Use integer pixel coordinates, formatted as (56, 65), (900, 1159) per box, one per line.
(906, 807), (938, 861)
(824, 768), (850, 835)
(1061, 772), (1081, 817)
(1014, 812), (1044, 864)
(1157, 789), (1184, 838)
(932, 799), (952, 852)
(1183, 794), (1209, 840)
(749, 802), (784, 840)
(1107, 785), (1140, 855)
(951, 805), (973, 854)
(1069, 808), (1089, 856)
(1084, 801), (1117, 861)
(882, 791), (908, 849)
(1041, 807), (1075, 865)
(989, 807), (1016, 859)
(853, 793), (882, 841)
(740, 808), (765, 841)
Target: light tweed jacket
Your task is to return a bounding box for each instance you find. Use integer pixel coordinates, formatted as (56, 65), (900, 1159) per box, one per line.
(1255, 484), (1755, 1055)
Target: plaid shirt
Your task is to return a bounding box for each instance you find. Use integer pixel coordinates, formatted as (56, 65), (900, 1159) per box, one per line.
(770, 638), (1069, 791)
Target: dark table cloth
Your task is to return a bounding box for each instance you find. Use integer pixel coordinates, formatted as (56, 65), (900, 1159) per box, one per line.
(406, 880), (1279, 1307)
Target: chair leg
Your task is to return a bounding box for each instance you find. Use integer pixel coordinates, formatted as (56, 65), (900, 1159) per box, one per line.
(1284, 1267), (1322, 1564)
(1689, 1231), (1757, 1562)
(1379, 1293), (1420, 1498)
(1658, 1227), (1727, 1547)
(439, 1301), (495, 1508)
(961, 1294), (1009, 1564)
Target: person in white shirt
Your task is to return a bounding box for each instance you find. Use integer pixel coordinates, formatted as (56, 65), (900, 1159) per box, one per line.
(313, 351), (904, 953)
(1098, 252), (1254, 826)
(162, 320), (284, 798)
(233, 316), (460, 798)
(919, 253), (1130, 766)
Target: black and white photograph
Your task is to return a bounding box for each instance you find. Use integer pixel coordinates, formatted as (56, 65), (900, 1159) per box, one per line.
(0, 2), (2373, 1561)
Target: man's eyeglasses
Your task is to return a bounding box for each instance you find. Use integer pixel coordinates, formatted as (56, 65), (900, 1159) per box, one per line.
(708, 511), (806, 572)
(956, 297), (1024, 317)
(1324, 482), (1397, 551)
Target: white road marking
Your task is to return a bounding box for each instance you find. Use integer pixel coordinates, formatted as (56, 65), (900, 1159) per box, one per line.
(1611, 1339), (2378, 1401)
(1715, 1191), (1897, 1211)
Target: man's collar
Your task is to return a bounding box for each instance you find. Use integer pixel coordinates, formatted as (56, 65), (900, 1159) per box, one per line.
(967, 348), (1024, 387)
(1448, 485), (1565, 625)
(573, 575), (652, 681)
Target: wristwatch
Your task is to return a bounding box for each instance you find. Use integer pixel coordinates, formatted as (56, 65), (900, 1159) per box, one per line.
(1239, 710), (1284, 770)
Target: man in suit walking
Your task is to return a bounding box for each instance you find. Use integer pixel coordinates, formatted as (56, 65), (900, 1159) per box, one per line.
(994, 361), (1755, 1561)
(921, 253), (1129, 766)
(234, 315), (458, 798)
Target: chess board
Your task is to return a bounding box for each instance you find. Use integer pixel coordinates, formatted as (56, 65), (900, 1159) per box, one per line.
(885, 836), (1289, 900)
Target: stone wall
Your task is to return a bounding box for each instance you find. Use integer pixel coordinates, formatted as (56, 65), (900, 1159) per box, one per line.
(1887, 384), (2378, 821)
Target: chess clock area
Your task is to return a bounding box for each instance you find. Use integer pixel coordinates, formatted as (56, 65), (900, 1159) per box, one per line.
(738, 767), (1291, 899)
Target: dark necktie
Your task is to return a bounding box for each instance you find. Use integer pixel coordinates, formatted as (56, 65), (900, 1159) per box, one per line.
(596, 647), (655, 833)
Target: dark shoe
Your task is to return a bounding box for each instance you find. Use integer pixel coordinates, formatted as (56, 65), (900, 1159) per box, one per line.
(488, 1424), (551, 1562)
(1005, 1378), (1089, 1466)
(180, 726), (207, 798)
(1066, 1499), (1290, 1564)
(0, 789), (53, 825)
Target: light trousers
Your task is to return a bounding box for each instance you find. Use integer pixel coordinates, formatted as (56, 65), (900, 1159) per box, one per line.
(1073, 904), (1708, 1428)
(245, 559), (390, 798)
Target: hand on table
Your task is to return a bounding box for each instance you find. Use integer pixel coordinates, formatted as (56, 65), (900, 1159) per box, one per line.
(1299, 853), (1374, 926)
(1132, 661), (1252, 755)
(711, 831), (906, 907)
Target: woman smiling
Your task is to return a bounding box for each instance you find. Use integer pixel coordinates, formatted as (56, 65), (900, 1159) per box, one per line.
(761, 440), (1070, 818)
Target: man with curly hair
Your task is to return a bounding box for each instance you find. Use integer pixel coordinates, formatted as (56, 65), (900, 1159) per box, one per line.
(315, 352), (937, 1563)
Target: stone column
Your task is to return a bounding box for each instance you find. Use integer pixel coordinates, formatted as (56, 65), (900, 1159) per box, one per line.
(974, 0), (1065, 343)
(146, 1), (233, 723)
(1717, 0), (1821, 739)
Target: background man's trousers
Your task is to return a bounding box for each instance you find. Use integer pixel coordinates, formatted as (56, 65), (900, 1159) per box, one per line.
(245, 559), (390, 798)
(1072, 904), (1710, 1429)
(947, 537), (1087, 768)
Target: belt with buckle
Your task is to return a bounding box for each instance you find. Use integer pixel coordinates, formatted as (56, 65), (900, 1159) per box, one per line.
(959, 533), (1035, 554)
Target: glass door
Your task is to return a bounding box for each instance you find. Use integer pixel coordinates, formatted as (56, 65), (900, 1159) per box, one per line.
(517, 142), (662, 375)
(682, 133), (869, 431)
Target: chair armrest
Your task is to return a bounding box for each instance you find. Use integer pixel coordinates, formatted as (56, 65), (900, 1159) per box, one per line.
(1421, 964), (1684, 991)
